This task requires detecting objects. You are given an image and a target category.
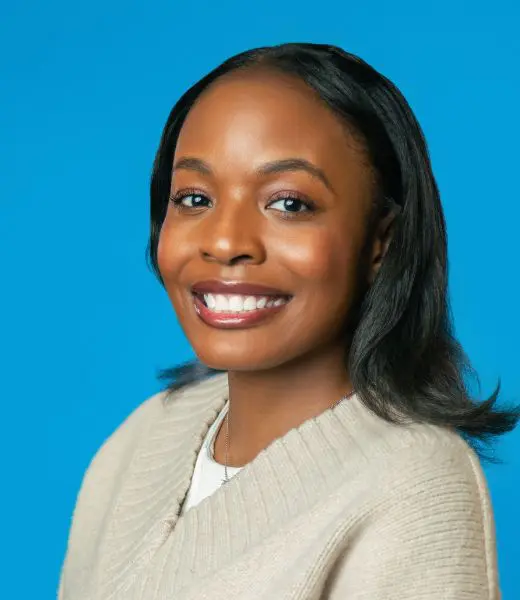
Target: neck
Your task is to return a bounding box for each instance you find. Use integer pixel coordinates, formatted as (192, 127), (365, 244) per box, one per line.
(214, 346), (353, 467)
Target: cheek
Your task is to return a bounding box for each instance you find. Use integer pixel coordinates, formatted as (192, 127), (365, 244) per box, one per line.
(156, 225), (190, 319)
(268, 227), (362, 353)
(156, 231), (174, 284)
(156, 219), (188, 281)
(274, 227), (358, 289)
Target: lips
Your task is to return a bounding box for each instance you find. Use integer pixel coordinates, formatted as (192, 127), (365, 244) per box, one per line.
(191, 279), (291, 298)
(189, 279), (292, 330)
(191, 292), (290, 329)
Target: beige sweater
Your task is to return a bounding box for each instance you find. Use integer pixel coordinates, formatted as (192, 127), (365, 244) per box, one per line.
(58, 372), (500, 599)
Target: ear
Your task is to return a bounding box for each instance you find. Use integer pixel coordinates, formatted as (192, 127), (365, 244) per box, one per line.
(368, 210), (397, 284)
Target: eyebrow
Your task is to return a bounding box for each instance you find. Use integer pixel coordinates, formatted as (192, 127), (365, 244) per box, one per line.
(172, 156), (334, 192)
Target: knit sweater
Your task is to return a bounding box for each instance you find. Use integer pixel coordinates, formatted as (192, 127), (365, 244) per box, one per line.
(58, 372), (500, 599)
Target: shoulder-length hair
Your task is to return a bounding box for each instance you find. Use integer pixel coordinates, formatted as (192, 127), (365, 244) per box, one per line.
(145, 42), (519, 463)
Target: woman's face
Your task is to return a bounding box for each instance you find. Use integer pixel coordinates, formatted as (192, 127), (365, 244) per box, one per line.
(157, 69), (378, 371)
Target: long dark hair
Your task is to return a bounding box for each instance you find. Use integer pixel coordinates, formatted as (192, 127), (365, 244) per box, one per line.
(145, 42), (519, 463)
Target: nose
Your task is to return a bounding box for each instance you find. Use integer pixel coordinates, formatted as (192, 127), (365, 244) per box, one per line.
(199, 200), (266, 267)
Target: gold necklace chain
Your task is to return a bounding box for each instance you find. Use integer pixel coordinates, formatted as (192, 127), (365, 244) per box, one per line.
(222, 389), (356, 485)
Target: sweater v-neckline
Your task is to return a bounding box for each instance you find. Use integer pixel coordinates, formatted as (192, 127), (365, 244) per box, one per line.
(94, 373), (381, 599)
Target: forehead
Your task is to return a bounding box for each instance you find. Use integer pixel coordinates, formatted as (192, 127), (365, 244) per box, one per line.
(174, 70), (364, 171)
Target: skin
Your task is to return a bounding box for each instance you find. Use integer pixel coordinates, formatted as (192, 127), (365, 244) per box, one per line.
(157, 69), (394, 466)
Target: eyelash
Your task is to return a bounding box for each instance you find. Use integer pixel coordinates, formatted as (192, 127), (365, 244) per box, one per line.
(169, 188), (317, 219)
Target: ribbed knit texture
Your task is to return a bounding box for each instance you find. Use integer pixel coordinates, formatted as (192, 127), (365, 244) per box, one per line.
(58, 372), (500, 599)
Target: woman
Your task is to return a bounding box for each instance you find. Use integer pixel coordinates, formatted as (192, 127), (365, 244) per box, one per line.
(58, 43), (519, 599)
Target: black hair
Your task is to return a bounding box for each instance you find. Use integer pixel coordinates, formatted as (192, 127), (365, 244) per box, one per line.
(145, 42), (519, 463)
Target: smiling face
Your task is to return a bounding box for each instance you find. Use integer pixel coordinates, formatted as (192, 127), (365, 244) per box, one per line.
(157, 69), (380, 372)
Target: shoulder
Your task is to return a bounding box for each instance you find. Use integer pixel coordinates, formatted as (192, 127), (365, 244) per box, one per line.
(363, 424), (498, 594)
(329, 422), (500, 598)
(64, 374), (227, 532)
(64, 389), (169, 535)
(365, 418), (495, 529)
(86, 374), (227, 472)
(82, 389), (168, 482)
(350, 399), (493, 502)
(380, 422), (492, 499)
(59, 388), (176, 597)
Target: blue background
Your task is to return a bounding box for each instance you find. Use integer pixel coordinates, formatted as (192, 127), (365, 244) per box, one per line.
(1, 1), (519, 597)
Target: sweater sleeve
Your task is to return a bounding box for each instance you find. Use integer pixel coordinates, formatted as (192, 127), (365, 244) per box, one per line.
(57, 390), (166, 599)
(327, 438), (500, 600)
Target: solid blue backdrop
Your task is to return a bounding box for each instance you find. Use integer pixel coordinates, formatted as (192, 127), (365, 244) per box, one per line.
(1, 1), (518, 598)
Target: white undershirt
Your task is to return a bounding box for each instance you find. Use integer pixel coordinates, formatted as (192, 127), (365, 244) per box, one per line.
(180, 400), (243, 514)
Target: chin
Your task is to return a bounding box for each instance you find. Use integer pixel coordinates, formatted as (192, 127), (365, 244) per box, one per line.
(192, 345), (291, 373)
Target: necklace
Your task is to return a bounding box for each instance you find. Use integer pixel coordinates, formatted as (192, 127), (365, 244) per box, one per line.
(222, 389), (356, 485)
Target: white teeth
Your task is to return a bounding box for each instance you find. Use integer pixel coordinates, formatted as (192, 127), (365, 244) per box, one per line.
(215, 295), (228, 312)
(205, 294), (216, 310)
(256, 297), (267, 309)
(228, 295), (244, 312)
(243, 296), (257, 311)
(199, 293), (289, 313)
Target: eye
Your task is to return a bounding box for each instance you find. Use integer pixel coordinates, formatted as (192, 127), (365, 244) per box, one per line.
(268, 195), (316, 216)
(170, 191), (211, 209)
